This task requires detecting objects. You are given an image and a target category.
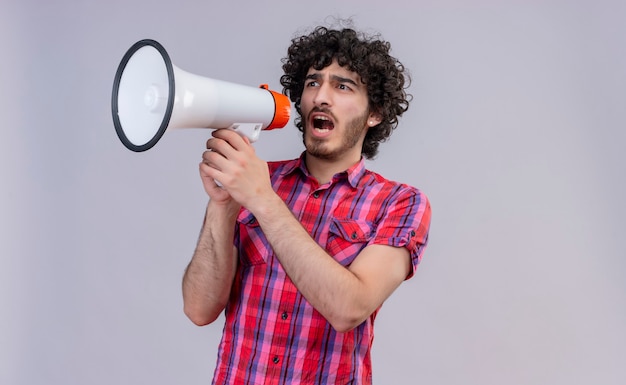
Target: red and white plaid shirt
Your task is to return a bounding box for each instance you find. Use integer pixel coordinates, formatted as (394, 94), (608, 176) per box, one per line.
(212, 154), (431, 385)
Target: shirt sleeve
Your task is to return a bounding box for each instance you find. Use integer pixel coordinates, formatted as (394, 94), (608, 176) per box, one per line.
(369, 187), (431, 279)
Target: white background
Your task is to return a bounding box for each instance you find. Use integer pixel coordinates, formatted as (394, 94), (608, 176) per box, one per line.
(2, 0), (625, 384)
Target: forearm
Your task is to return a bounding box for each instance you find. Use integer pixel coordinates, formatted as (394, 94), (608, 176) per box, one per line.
(182, 199), (239, 326)
(200, 129), (408, 330)
(251, 194), (374, 332)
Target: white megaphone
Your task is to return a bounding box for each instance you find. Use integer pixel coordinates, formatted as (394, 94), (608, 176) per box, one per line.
(111, 39), (291, 152)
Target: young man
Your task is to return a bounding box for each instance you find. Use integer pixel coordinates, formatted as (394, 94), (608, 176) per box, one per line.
(182, 25), (431, 384)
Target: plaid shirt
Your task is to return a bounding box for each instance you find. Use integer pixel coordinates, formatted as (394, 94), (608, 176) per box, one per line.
(212, 154), (431, 385)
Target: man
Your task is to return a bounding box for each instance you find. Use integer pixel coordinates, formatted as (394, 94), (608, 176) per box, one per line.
(182, 25), (431, 384)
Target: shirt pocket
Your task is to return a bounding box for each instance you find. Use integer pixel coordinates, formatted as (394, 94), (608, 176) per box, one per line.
(326, 218), (374, 266)
(236, 209), (267, 266)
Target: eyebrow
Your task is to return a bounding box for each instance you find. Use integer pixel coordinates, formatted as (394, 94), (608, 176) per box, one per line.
(305, 73), (360, 87)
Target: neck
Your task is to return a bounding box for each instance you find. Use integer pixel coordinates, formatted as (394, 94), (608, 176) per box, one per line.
(304, 151), (361, 185)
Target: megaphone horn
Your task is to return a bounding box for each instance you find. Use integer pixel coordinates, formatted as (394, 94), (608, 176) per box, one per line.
(111, 39), (291, 152)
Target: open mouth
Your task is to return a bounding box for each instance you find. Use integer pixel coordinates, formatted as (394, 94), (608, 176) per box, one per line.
(312, 116), (335, 132)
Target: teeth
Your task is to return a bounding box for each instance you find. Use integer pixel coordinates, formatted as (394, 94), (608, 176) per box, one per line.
(312, 115), (333, 132)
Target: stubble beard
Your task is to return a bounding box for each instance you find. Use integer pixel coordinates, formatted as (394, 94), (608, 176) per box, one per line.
(303, 110), (369, 161)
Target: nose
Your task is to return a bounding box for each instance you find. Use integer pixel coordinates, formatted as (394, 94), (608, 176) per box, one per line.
(312, 82), (331, 107)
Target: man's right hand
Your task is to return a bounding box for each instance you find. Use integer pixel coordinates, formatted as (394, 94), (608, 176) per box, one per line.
(199, 137), (233, 204)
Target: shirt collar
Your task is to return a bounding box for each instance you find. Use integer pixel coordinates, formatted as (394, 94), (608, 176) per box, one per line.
(283, 152), (366, 189)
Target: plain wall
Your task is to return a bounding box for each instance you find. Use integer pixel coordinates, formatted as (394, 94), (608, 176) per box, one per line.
(2, 0), (625, 384)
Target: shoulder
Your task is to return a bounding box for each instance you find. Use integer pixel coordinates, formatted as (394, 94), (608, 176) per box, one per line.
(268, 158), (299, 175)
(362, 170), (431, 239)
(361, 169), (430, 210)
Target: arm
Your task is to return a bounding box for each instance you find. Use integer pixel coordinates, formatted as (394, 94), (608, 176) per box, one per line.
(181, 148), (241, 326)
(204, 129), (412, 332)
(253, 193), (411, 332)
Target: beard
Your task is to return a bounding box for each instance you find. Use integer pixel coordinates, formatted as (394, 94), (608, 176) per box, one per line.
(303, 109), (369, 161)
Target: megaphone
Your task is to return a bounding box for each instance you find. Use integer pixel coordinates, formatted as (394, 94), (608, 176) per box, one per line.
(111, 39), (291, 152)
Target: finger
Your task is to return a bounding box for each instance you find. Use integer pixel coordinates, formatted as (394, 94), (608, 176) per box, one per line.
(212, 128), (250, 151)
(199, 163), (230, 199)
(199, 161), (226, 186)
(201, 149), (221, 169)
(206, 136), (240, 161)
(203, 145), (239, 177)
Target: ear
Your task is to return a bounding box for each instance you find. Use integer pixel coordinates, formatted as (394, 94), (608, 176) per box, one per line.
(367, 111), (383, 127)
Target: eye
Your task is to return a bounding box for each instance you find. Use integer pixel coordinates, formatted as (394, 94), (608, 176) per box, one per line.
(337, 83), (352, 91)
(305, 80), (319, 87)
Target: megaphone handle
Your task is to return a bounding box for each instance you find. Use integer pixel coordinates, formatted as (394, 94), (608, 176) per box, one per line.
(228, 123), (263, 142)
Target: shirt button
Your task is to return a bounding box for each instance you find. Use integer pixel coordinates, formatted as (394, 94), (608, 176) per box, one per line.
(410, 230), (416, 237)
(351, 232), (357, 240)
(273, 356), (280, 364)
(313, 191), (320, 198)
(281, 312), (288, 320)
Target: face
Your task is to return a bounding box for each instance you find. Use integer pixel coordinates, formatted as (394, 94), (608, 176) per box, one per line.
(300, 60), (381, 162)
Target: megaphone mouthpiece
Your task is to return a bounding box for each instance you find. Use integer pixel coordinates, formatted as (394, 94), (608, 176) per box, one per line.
(111, 39), (290, 152)
(261, 84), (291, 131)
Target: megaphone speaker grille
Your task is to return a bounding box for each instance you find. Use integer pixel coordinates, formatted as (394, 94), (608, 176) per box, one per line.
(112, 39), (175, 152)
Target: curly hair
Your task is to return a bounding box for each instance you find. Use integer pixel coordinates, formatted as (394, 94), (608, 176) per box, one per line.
(280, 26), (411, 159)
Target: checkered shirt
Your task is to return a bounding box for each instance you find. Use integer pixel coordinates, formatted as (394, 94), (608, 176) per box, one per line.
(211, 154), (431, 385)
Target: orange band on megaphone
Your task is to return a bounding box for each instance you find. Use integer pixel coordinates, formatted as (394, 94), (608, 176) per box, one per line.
(260, 84), (291, 130)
